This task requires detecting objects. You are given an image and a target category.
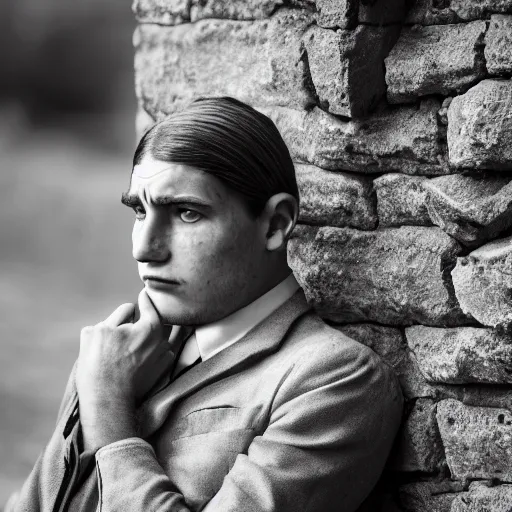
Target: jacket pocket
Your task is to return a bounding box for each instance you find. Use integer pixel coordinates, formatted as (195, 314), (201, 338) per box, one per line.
(163, 405), (263, 442)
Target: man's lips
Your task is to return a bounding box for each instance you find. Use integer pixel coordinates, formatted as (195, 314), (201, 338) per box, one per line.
(143, 276), (181, 287)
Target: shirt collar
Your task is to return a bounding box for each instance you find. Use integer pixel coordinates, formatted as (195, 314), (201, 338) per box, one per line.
(195, 273), (300, 361)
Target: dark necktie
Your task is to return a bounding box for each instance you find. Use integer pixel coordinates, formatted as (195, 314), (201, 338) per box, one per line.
(173, 355), (201, 380)
(171, 332), (202, 380)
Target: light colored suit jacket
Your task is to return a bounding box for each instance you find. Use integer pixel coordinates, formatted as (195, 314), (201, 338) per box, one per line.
(6, 289), (403, 512)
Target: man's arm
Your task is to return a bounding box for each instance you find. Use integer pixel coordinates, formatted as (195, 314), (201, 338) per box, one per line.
(91, 339), (403, 512)
(3, 361), (81, 512)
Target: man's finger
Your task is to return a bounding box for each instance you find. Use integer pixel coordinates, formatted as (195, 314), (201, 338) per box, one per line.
(104, 303), (136, 327)
(136, 289), (160, 328)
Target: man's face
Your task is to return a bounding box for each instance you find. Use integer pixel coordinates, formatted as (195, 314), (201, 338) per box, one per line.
(122, 155), (270, 326)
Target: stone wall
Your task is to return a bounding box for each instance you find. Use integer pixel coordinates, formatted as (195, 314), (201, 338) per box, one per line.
(133, 1), (512, 510)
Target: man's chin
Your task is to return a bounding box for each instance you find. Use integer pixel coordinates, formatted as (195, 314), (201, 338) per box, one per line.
(145, 287), (200, 326)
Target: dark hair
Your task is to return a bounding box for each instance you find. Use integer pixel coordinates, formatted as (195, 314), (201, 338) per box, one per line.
(133, 97), (299, 217)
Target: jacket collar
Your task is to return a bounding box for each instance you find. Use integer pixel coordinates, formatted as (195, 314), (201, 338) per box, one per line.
(138, 287), (312, 438)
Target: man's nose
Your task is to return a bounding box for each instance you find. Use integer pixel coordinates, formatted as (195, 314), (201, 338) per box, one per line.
(132, 218), (170, 263)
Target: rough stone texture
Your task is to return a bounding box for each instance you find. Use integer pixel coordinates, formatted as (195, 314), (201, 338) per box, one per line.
(261, 99), (447, 175)
(311, 0), (353, 27)
(374, 174), (432, 227)
(406, 0), (512, 25)
(134, 2), (512, 504)
(191, 0), (303, 22)
(424, 173), (512, 247)
(389, 398), (445, 472)
(313, 0), (406, 28)
(295, 164), (377, 229)
(358, 0), (406, 25)
(452, 482), (512, 512)
(438, 97), (453, 126)
(447, 80), (512, 170)
(406, 326), (512, 384)
(452, 235), (512, 328)
(401, 353), (442, 400)
(304, 25), (399, 117)
(485, 15), (512, 75)
(134, 10), (316, 117)
(437, 399), (512, 481)
(398, 481), (463, 512)
(133, 0), (406, 28)
(386, 22), (487, 104)
(133, 0), (190, 24)
(335, 323), (406, 367)
(288, 224), (466, 326)
(463, 386), (512, 411)
(133, 0), (297, 23)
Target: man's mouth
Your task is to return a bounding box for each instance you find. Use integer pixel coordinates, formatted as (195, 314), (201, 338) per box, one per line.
(143, 276), (181, 288)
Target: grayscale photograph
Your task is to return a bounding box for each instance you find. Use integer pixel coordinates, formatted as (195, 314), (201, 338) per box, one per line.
(2, 1), (512, 511)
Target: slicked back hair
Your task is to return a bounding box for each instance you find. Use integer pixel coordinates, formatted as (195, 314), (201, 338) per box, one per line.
(133, 97), (299, 217)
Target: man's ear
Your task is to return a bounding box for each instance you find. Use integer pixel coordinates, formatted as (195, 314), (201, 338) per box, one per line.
(262, 193), (299, 252)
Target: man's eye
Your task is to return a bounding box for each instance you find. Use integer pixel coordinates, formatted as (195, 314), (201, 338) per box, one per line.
(133, 206), (146, 220)
(179, 209), (201, 223)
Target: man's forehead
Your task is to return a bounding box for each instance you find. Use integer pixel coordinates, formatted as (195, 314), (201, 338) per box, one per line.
(133, 159), (188, 179)
(129, 159), (224, 201)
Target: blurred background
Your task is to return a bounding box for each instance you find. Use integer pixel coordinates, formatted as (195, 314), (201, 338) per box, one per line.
(0, 0), (141, 504)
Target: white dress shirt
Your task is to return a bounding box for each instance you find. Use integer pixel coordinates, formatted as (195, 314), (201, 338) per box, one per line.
(172, 273), (300, 377)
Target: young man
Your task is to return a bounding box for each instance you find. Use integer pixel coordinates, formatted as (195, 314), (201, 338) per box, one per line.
(6, 97), (403, 512)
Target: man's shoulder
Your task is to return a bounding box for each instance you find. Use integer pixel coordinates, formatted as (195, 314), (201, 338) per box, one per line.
(283, 310), (389, 377)
(272, 309), (403, 420)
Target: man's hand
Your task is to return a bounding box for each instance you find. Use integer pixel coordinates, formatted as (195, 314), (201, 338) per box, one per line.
(76, 289), (174, 451)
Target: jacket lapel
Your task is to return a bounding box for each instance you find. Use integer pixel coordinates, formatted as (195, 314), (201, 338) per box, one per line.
(138, 288), (312, 438)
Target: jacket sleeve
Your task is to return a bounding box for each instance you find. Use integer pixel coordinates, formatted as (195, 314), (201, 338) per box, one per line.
(93, 339), (403, 512)
(3, 361), (85, 512)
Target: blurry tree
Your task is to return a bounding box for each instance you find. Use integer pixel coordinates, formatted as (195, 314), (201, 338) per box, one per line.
(0, 0), (135, 140)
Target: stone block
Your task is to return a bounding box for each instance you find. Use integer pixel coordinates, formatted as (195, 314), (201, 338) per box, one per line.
(452, 235), (512, 328)
(406, 326), (512, 384)
(134, 10), (316, 117)
(304, 25), (399, 117)
(374, 174), (432, 227)
(133, 0), (294, 23)
(436, 399), (512, 481)
(451, 482), (512, 512)
(406, 0), (512, 25)
(447, 80), (512, 170)
(133, 0), (405, 28)
(288, 224), (467, 326)
(400, 353), (442, 400)
(358, 0), (406, 25)
(133, 0), (190, 24)
(463, 386), (512, 411)
(312, 0), (354, 27)
(424, 173), (512, 247)
(190, 0), (300, 22)
(485, 15), (512, 75)
(261, 99), (447, 175)
(295, 164), (377, 229)
(386, 22), (486, 104)
(398, 481), (463, 512)
(389, 398), (445, 472)
(312, 0), (406, 28)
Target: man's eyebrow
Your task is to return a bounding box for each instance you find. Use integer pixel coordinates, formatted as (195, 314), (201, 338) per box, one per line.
(152, 195), (213, 209)
(120, 192), (212, 209)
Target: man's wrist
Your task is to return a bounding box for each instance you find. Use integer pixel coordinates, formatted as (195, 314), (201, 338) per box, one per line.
(79, 399), (139, 451)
